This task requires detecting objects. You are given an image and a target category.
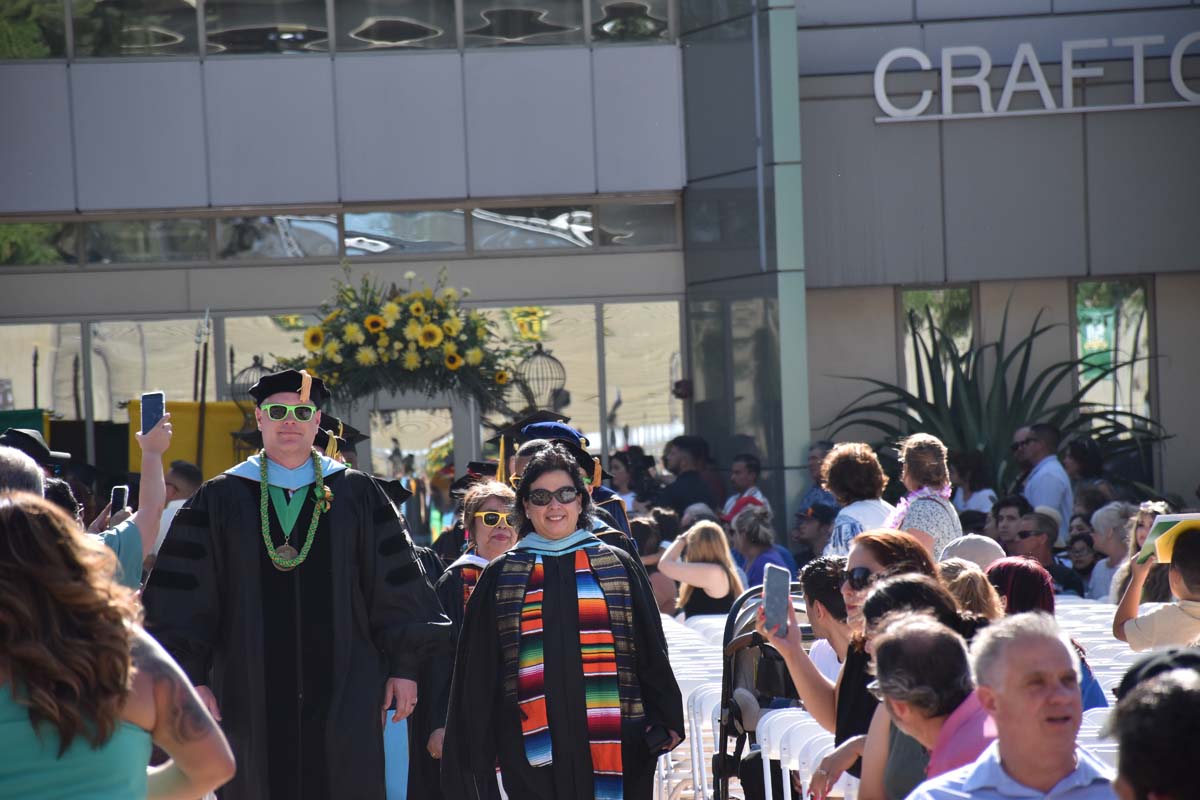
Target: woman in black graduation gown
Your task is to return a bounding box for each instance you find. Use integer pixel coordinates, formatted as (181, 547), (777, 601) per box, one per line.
(413, 480), (518, 799)
(441, 444), (684, 800)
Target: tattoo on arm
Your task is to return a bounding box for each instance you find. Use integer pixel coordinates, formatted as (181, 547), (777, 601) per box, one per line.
(133, 637), (214, 744)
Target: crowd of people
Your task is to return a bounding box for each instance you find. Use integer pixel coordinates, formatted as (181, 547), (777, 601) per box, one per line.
(1, 369), (1198, 800)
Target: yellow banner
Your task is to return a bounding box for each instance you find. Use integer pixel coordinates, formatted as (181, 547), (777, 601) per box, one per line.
(127, 400), (248, 479)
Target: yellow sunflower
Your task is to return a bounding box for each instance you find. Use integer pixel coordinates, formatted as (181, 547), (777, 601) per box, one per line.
(494, 370), (511, 385)
(364, 314), (386, 334)
(464, 347), (484, 366)
(445, 352), (464, 371)
(403, 319), (423, 341)
(342, 321), (365, 345)
(355, 346), (378, 366)
(418, 324), (444, 349)
(410, 300), (425, 317)
(442, 316), (463, 337)
(402, 349), (421, 370)
(381, 301), (401, 326)
(303, 326), (325, 352)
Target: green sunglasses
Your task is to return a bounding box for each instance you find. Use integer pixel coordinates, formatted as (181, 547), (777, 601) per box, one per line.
(261, 403), (318, 422)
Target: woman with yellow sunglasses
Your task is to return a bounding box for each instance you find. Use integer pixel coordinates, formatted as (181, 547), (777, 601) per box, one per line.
(421, 481), (517, 788)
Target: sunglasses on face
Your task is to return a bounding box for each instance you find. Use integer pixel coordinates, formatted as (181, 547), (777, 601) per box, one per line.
(474, 511), (516, 528)
(261, 403), (317, 422)
(527, 486), (581, 506)
(1010, 438), (1037, 452)
(843, 565), (877, 592)
(1016, 529), (1042, 540)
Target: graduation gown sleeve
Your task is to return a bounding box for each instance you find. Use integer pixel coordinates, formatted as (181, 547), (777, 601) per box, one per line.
(143, 480), (223, 686)
(359, 478), (453, 681)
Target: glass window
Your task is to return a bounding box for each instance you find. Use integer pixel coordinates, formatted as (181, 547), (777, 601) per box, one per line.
(602, 301), (682, 456)
(472, 206), (592, 251)
(204, 0), (329, 54)
(730, 296), (779, 465)
(901, 287), (974, 399)
(89, 318), (216, 421)
(216, 215), (339, 260)
(687, 296), (730, 458)
(480, 303), (600, 442)
(0, 223), (78, 266)
(1075, 280), (1152, 420)
(84, 219), (208, 264)
(0, 0), (66, 58)
(0, 323), (82, 416)
(463, 0), (583, 47)
(591, 0), (668, 42)
(72, 0), (199, 57)
(595, 202), (676, 247)
(344, 210), (466, 256)
(335, 0), (456, 50)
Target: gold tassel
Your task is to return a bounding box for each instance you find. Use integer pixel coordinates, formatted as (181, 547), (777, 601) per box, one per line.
(591, 457), (601, 495)
(497, 436), (508, 486)
(298, 369), (313, 403)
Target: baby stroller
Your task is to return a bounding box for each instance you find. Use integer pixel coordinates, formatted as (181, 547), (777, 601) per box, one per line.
(711, 583), (812, 800)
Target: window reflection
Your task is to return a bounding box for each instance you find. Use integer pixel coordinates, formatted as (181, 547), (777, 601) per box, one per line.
(0, 323), (81, 416)
(344, 210), (466, 256)
(463, 0), (582, 46)
(335, 0), (456, 50)
(590, 0), (668, 42)
(85, 219), (208, 264)
(595, 202), (676, 247)
(472, 206), (592, 251)
(1075, 280), (1152, 419)
(216, 216), (339, 260)
(204, 0), (329, 54)
(73, 0), (198, 57)
(0, 223), (78, 266)
(0, 0), (66, 58)
(901, 287), (973, 398)
(602, 301), (682, 455)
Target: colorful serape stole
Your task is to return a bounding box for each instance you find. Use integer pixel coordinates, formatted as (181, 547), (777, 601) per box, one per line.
(575, 548), (624, 800)
(517, 557), (552, 767)
(460, 564), (481, 611)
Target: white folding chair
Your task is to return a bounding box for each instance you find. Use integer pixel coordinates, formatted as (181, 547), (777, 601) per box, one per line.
(755, 710), (810, 800)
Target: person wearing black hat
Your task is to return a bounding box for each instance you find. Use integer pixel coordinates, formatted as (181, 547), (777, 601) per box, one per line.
(0, 427), (71, 476)
(143, 368), (451, 800)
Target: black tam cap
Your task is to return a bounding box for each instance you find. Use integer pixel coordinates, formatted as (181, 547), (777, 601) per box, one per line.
(486, 409), (571, 447)
(318, 414), (366, 450)
(450, 461), (500, 500)
(248, 369), (329, 406)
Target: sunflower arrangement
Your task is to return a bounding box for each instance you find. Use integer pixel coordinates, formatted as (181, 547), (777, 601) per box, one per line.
(284, 268), (518, 409)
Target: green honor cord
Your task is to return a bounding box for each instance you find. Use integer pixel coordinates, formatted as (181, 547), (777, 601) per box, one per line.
(259, 449), (331, 571)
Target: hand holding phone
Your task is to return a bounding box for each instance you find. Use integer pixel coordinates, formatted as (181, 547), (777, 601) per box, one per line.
(141, 391), (165, 435)
(110, 484), (129, 511)
(762, 563), (792, 639)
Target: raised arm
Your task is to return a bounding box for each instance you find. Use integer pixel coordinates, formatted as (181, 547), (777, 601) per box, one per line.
(130, 414), (173, 558)
(657, 534), (731, 599)
(127, 628), (235, 800)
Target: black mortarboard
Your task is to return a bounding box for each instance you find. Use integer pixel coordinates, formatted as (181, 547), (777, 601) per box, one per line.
(450, 461), (500, 500)
(0, 428), (71, 465)
(247, 369), (330, 406)
(373, 476), (414, 507)
(319, 414), (366, 447)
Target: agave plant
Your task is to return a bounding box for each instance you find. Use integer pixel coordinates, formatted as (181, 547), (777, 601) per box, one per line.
(825, 301), (1167, 493)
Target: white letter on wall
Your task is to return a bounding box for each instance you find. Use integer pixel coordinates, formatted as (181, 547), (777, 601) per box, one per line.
(941, 46), (994, 116)
(1061, 39), (1107, 109)
(1113, 35), (1164, 105)
(998, 43), (1058, 113)
(874, 47), (934, 119)
(1170, 30), (1200, 103)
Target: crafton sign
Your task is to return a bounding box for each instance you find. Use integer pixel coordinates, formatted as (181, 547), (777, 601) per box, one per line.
(874, 31), (1200, 122)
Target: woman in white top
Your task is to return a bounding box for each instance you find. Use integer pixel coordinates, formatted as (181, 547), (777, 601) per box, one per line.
(820, 443), (894, 556)
(948, 450), (997, 514)
(1087, 501), (1136, 601)
(886, 433), (962, 558)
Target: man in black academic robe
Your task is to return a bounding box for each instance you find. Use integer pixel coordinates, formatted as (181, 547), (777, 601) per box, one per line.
(144, 369), (451, 800)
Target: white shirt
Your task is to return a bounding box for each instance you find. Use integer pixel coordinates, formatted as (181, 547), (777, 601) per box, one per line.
(1086, 557), (1123, 602)
(1123, 599), (1200, 652)
(808, 638), (842, 683)
(908, 741), (1116, 800)
(722, 486), (771, 518)
(1023, 455), (1073, 545)
(824, 498), (894, 556)
(952, 486), (997, 514)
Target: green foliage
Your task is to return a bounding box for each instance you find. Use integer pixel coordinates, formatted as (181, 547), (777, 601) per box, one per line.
(826, 300), (1167, 491)
(0, 0), (64, 58)
(0, 223), (74, 266)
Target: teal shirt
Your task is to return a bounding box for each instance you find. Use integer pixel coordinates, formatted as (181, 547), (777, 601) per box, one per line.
(99, 519), (144, 590)
(0, 684), (151, 799)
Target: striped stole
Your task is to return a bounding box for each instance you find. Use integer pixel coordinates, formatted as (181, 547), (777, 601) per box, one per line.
(459, 564), (482, 611)
(574, 549), (624, 800)
(517, 558), (552, 766)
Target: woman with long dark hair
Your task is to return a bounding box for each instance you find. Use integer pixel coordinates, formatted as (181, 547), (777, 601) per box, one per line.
(0, 492), (234, 798)
(441, 445), (683, 799)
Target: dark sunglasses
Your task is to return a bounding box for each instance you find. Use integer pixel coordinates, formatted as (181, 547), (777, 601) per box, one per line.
(262, 403), (317, 422)
(843, 565), (877, 592)
(474, 511), (515, 528)
(1010, 437), (1037, 452)
(527, 486), (581, 506)
(1016, 529), (1043, 540)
